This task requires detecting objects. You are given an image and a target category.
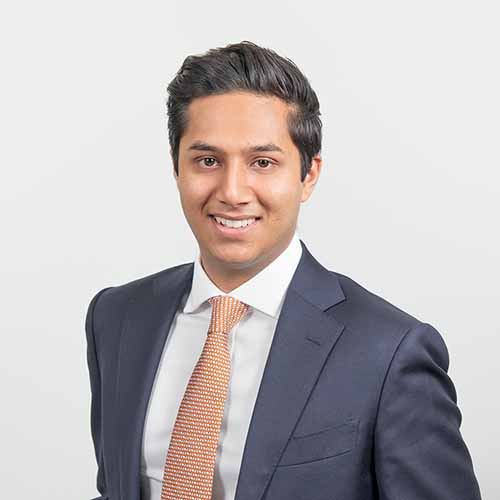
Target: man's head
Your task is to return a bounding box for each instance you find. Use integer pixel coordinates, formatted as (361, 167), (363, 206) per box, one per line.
(166, 41), (322, 285)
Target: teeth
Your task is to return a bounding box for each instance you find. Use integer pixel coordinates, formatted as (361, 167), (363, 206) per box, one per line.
(213, 216), (256, 228)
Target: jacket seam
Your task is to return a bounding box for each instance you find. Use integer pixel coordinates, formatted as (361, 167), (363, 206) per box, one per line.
(372, 322), (422, 437)
(371, 321), (427, 500)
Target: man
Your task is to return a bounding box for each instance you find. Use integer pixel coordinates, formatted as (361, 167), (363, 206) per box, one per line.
(85, 41), (482, 500)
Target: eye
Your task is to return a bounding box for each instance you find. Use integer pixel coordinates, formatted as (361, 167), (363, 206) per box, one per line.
(197, 157), (274, 169)
(198, 157), (218, 168)
(254, 158), (274, 169)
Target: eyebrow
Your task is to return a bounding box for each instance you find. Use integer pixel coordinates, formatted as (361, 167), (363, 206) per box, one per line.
(187, 140), (285, 155)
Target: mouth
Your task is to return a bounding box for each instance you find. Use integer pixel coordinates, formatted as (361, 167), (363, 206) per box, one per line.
(208, 214), (261, 237)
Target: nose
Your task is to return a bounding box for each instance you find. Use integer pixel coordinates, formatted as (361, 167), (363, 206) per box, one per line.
(215, 161), (252, 207)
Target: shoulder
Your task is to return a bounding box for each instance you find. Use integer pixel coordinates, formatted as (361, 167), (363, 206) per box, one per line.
(87, 261), (193, 319)
(330, 270), (446, 358)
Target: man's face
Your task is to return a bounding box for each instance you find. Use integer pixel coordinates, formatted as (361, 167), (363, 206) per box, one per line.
(173, 91), (321, 276)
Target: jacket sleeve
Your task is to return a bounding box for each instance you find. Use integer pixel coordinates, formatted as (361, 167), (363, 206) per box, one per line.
(85, 287), (113, 500)
(374, 321), (482, 500)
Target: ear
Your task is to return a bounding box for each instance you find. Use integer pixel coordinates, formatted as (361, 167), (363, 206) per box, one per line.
(300, 155), (322, 203)
(170, 148), (179, 182)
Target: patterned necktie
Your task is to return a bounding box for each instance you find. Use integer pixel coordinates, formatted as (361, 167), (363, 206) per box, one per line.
(161, 295), (250, 500)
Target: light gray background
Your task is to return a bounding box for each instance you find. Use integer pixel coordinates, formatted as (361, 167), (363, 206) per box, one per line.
(1, 1), (498, 499)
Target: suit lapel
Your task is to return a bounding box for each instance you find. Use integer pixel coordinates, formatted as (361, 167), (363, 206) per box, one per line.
(233, 240), (346, 500)
(115, 263), (194, 500)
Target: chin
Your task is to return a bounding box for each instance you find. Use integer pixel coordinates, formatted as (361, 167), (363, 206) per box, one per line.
(213, 249), (260, 267)
(218, 253), (256, 266)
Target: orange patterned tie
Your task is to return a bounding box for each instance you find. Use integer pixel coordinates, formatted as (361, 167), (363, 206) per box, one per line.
(161, 295), (250, 500)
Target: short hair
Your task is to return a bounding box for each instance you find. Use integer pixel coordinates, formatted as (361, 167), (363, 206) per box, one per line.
(166, 41), (322, 182)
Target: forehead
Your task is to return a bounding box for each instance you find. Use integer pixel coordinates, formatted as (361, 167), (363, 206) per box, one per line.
(180, 91), (295, 152)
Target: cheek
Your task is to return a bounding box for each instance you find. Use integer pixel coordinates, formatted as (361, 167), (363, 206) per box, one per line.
(179, 181), (210, 211)
(259, 178), (302, 212)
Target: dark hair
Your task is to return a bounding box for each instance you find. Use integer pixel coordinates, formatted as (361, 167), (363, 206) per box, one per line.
(166, 41), (322, 182)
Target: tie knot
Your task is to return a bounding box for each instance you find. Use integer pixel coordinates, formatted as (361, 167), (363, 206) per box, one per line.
(208, 295), (249, 334)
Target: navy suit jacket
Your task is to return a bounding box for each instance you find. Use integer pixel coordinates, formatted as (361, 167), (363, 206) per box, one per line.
(85, 239), (481, 500)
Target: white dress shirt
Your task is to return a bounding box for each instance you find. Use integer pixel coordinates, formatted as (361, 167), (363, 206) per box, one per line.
(140, 231), (303, 500)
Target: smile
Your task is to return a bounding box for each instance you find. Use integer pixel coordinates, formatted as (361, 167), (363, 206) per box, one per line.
(209, 215), (260, 236)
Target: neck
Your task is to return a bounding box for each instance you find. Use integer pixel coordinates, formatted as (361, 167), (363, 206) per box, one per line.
(200, 262), (261, 293)
(200, 237), (293, 293)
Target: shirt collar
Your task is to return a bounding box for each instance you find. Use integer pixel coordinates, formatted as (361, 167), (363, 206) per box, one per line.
(183, 231), (303, 318)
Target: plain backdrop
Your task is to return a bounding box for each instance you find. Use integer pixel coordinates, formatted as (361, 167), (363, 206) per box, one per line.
(1, 1), (498, 498)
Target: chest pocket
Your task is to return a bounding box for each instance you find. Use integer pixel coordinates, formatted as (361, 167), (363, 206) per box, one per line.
(277, 417), (359, 467)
